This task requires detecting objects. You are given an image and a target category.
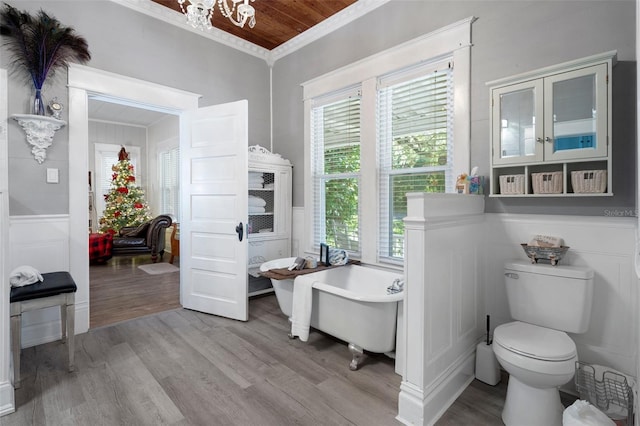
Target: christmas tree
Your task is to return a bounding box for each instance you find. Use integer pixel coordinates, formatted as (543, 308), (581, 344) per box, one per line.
(99, 147), (153, 234)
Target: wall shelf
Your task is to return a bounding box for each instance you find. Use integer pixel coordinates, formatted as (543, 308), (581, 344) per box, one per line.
(11, 114), (66, 164)
(487, 51), (615, 197)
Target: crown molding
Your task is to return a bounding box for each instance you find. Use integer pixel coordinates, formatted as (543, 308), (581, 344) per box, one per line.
(111, 0), (390, 65)
(269, 0), (391, 64)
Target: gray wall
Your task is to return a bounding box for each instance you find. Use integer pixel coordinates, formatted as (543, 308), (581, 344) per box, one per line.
(272, 0), (636, 215)
(2, 1), (635, 216)
(2, 0), (270, 215)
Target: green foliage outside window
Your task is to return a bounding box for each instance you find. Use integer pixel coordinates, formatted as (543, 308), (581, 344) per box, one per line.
(389, 131), (448, 257)
(321, 130), (448, 255)
(323, 145), (359, 249)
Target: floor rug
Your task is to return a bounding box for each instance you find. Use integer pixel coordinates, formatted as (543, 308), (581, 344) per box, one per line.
(138, 263), (179, 275)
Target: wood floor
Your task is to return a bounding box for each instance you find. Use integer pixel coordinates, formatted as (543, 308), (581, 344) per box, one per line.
(4, 295), (401, 425)
(435, 371), (577, 425)
(90, 255), (181, 328)
(3, 259), (577, 425)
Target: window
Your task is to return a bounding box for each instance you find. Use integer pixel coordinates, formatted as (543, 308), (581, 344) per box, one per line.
(378, 61), (454, 259)
(311, 88), (361, 253)
(159, 147), (180, 221)
(303, 18), (472, 266)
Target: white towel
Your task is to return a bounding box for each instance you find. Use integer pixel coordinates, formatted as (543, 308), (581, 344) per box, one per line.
(248, 195), (266, 207)
(9, 265), (44, 287)
(290, 275), (315, 342)
(249, 206), (265, 213)
(248, 178), (264, 189)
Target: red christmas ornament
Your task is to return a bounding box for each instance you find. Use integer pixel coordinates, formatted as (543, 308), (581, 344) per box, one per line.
(128, 176), (136, 182)
(134, 202), (143, 209)
(114, 211), (121, 218)
(112, 173), (118, 180)
(117, 187), (129, 194)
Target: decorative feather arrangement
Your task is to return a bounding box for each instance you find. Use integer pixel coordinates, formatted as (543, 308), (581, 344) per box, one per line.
(0, 3), (91, 114)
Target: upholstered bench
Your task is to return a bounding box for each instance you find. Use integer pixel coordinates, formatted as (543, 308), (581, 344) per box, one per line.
(10, 271), (77, 388)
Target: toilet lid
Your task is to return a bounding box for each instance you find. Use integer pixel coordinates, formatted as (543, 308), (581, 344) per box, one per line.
(494, 322), (576, 361)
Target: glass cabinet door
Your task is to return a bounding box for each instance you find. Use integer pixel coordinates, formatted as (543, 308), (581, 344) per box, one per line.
(248, 170), (275, 235)
(492, 80), (544, 165)
(544, 63), (608, 160)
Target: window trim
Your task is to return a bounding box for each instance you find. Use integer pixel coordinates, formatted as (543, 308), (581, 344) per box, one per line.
(303, 17), (474, 266)
(158, 145), (180, 222)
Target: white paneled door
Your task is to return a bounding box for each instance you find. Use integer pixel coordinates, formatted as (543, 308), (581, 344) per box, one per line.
(180, 100), (249, 321)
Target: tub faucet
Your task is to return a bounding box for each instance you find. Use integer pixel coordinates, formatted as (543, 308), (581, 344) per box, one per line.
(387, 278), (404, 294)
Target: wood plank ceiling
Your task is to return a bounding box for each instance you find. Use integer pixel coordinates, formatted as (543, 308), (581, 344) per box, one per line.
(151, 0), (357, 50)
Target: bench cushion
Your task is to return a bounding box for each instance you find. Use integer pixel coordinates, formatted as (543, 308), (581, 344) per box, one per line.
(89, 233), (113, 263)
(10, 271), (77, 303)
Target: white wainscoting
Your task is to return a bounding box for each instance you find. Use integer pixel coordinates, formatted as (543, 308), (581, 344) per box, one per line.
(292, 206), (304, 257)
(397, 208), (637, 425)
(8, 215), (87, 348)
(484, 213), (638, 376)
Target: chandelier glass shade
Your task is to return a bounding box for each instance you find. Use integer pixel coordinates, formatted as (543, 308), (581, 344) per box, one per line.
(177, 0), (256, 31)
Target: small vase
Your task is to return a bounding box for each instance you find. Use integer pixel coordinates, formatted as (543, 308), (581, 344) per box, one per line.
(32, 89), (45, 116)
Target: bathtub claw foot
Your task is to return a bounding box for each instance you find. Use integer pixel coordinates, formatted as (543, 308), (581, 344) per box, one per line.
(288, 333), (296, 339)
(348, 343), (364, 371)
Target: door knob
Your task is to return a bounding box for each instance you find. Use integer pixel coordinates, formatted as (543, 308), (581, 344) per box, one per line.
(235, 222), (244, 241)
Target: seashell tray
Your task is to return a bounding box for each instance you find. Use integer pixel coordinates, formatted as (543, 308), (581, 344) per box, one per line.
(520, 244), (569, 266)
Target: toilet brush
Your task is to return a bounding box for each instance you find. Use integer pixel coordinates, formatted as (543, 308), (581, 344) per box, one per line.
(476, 314), (500, 385)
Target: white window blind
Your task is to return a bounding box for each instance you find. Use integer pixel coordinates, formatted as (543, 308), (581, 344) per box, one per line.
(378, 60), (454, 260)
(311, 87), (361, 253)
(159, 147), (180, 221)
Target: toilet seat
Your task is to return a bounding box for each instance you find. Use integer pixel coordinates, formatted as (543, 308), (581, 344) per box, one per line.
(494, 321), (576, 361)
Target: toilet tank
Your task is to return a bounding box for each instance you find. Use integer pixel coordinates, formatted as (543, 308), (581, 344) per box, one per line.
(504, 261), (594, 333)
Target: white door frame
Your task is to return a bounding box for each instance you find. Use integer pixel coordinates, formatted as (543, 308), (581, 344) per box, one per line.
(68, 64), (200, 333)
(0, 68), (14, 414)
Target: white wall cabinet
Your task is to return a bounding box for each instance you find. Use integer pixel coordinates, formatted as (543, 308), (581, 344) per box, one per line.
(247, 145), (292, 296)
(488, 51), (615, 196)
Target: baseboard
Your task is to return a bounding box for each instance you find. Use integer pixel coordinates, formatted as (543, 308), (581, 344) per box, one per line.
(0, 381), (14, 416)
(397, 350), (475, 426)
(75, 301), (89, 334)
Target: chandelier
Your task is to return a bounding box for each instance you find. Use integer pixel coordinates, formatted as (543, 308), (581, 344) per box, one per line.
(177, 0), (256, 31)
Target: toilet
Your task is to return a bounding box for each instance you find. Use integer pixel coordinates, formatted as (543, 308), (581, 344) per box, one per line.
(493, 261), (594, 426)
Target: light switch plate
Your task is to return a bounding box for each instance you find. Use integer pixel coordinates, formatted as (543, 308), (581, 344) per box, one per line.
(46, 168), (59, 184)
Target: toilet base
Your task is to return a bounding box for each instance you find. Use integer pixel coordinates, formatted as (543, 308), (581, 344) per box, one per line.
(502, 375), (564, 426)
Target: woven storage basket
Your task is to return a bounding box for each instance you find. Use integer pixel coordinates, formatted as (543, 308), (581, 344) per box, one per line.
(499, 174), (525, 195)
(571, 170), (607, 193)
(532, 171), (562, 194)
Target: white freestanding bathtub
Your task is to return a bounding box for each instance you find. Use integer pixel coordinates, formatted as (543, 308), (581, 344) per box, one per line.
(260, 257), (403, 370)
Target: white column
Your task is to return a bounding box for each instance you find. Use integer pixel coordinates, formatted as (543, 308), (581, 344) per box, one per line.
(397, 193), (484, 425)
